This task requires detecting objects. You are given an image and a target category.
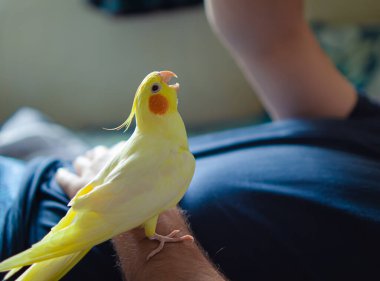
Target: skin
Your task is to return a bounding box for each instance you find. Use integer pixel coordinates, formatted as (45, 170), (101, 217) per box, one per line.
(206, 0), (356, 120)
(57, 0), (357, 279)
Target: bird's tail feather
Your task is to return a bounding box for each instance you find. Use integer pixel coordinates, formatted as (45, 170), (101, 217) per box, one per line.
(13, 249), (90, 281)
(3, 267), (22, 280)
(0, 240), (77, 272)
(0, 214), (112, 272)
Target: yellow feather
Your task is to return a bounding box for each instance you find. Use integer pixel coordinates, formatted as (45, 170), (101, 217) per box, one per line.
(3, 267), (22, 280)
(103, 89), (138, 132)
(16, 250), (90, 281)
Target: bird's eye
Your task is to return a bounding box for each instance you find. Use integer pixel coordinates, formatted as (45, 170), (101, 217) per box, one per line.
(151, 83), (161, 93)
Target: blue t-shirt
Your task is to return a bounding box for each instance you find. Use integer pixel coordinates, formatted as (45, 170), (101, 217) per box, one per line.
(1, 95), (380, 280)
(180, 95), (380, 280)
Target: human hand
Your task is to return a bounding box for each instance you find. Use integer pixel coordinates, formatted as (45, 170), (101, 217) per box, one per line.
(56, 142), (125, 199)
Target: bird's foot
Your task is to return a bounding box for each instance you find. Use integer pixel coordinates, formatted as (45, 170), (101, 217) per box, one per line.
(147, 230), (194, 260)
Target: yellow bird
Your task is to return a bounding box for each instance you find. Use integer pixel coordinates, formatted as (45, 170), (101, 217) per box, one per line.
(0, 71), (195, 280)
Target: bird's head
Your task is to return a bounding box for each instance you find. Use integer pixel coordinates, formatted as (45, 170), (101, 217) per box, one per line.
(137, 70), (180, 116)
(110, 71), (182, 133)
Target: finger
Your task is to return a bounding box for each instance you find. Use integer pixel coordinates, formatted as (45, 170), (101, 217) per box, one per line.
(55, 168), (83, 199)
(94, 145), (108, 155)
(73, 156), (91, 176)
(86, 146), (108, 160)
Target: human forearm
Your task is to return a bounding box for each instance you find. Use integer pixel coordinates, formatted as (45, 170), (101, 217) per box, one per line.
(206, 0), (356, 120)
(112, 208), (226, 281)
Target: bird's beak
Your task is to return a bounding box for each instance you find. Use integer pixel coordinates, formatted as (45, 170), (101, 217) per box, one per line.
(159, 71), (180, 92)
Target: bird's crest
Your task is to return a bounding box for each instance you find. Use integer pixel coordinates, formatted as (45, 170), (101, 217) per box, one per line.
(104, 94), (137, 132)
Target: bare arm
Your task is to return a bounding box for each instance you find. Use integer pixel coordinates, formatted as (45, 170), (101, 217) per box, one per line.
(206, 0), (357, 120)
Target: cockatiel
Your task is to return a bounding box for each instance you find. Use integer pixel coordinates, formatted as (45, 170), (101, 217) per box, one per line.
(0, 71), (195, 281)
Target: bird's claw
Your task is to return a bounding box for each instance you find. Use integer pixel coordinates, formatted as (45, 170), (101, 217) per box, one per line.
(147, 230), (194, 260)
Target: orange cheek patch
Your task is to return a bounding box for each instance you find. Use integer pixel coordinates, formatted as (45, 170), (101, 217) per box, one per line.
(149, 94), (169, 115)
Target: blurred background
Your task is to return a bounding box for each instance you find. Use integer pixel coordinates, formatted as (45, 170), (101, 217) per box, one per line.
(0, 0), (379, 151)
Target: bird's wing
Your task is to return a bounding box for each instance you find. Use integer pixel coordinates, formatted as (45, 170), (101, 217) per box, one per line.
(72, 138), (195, 217)
(67, 137), (134, 206)
(67, 136), (195, 240)
(0, 137), (195, 271)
